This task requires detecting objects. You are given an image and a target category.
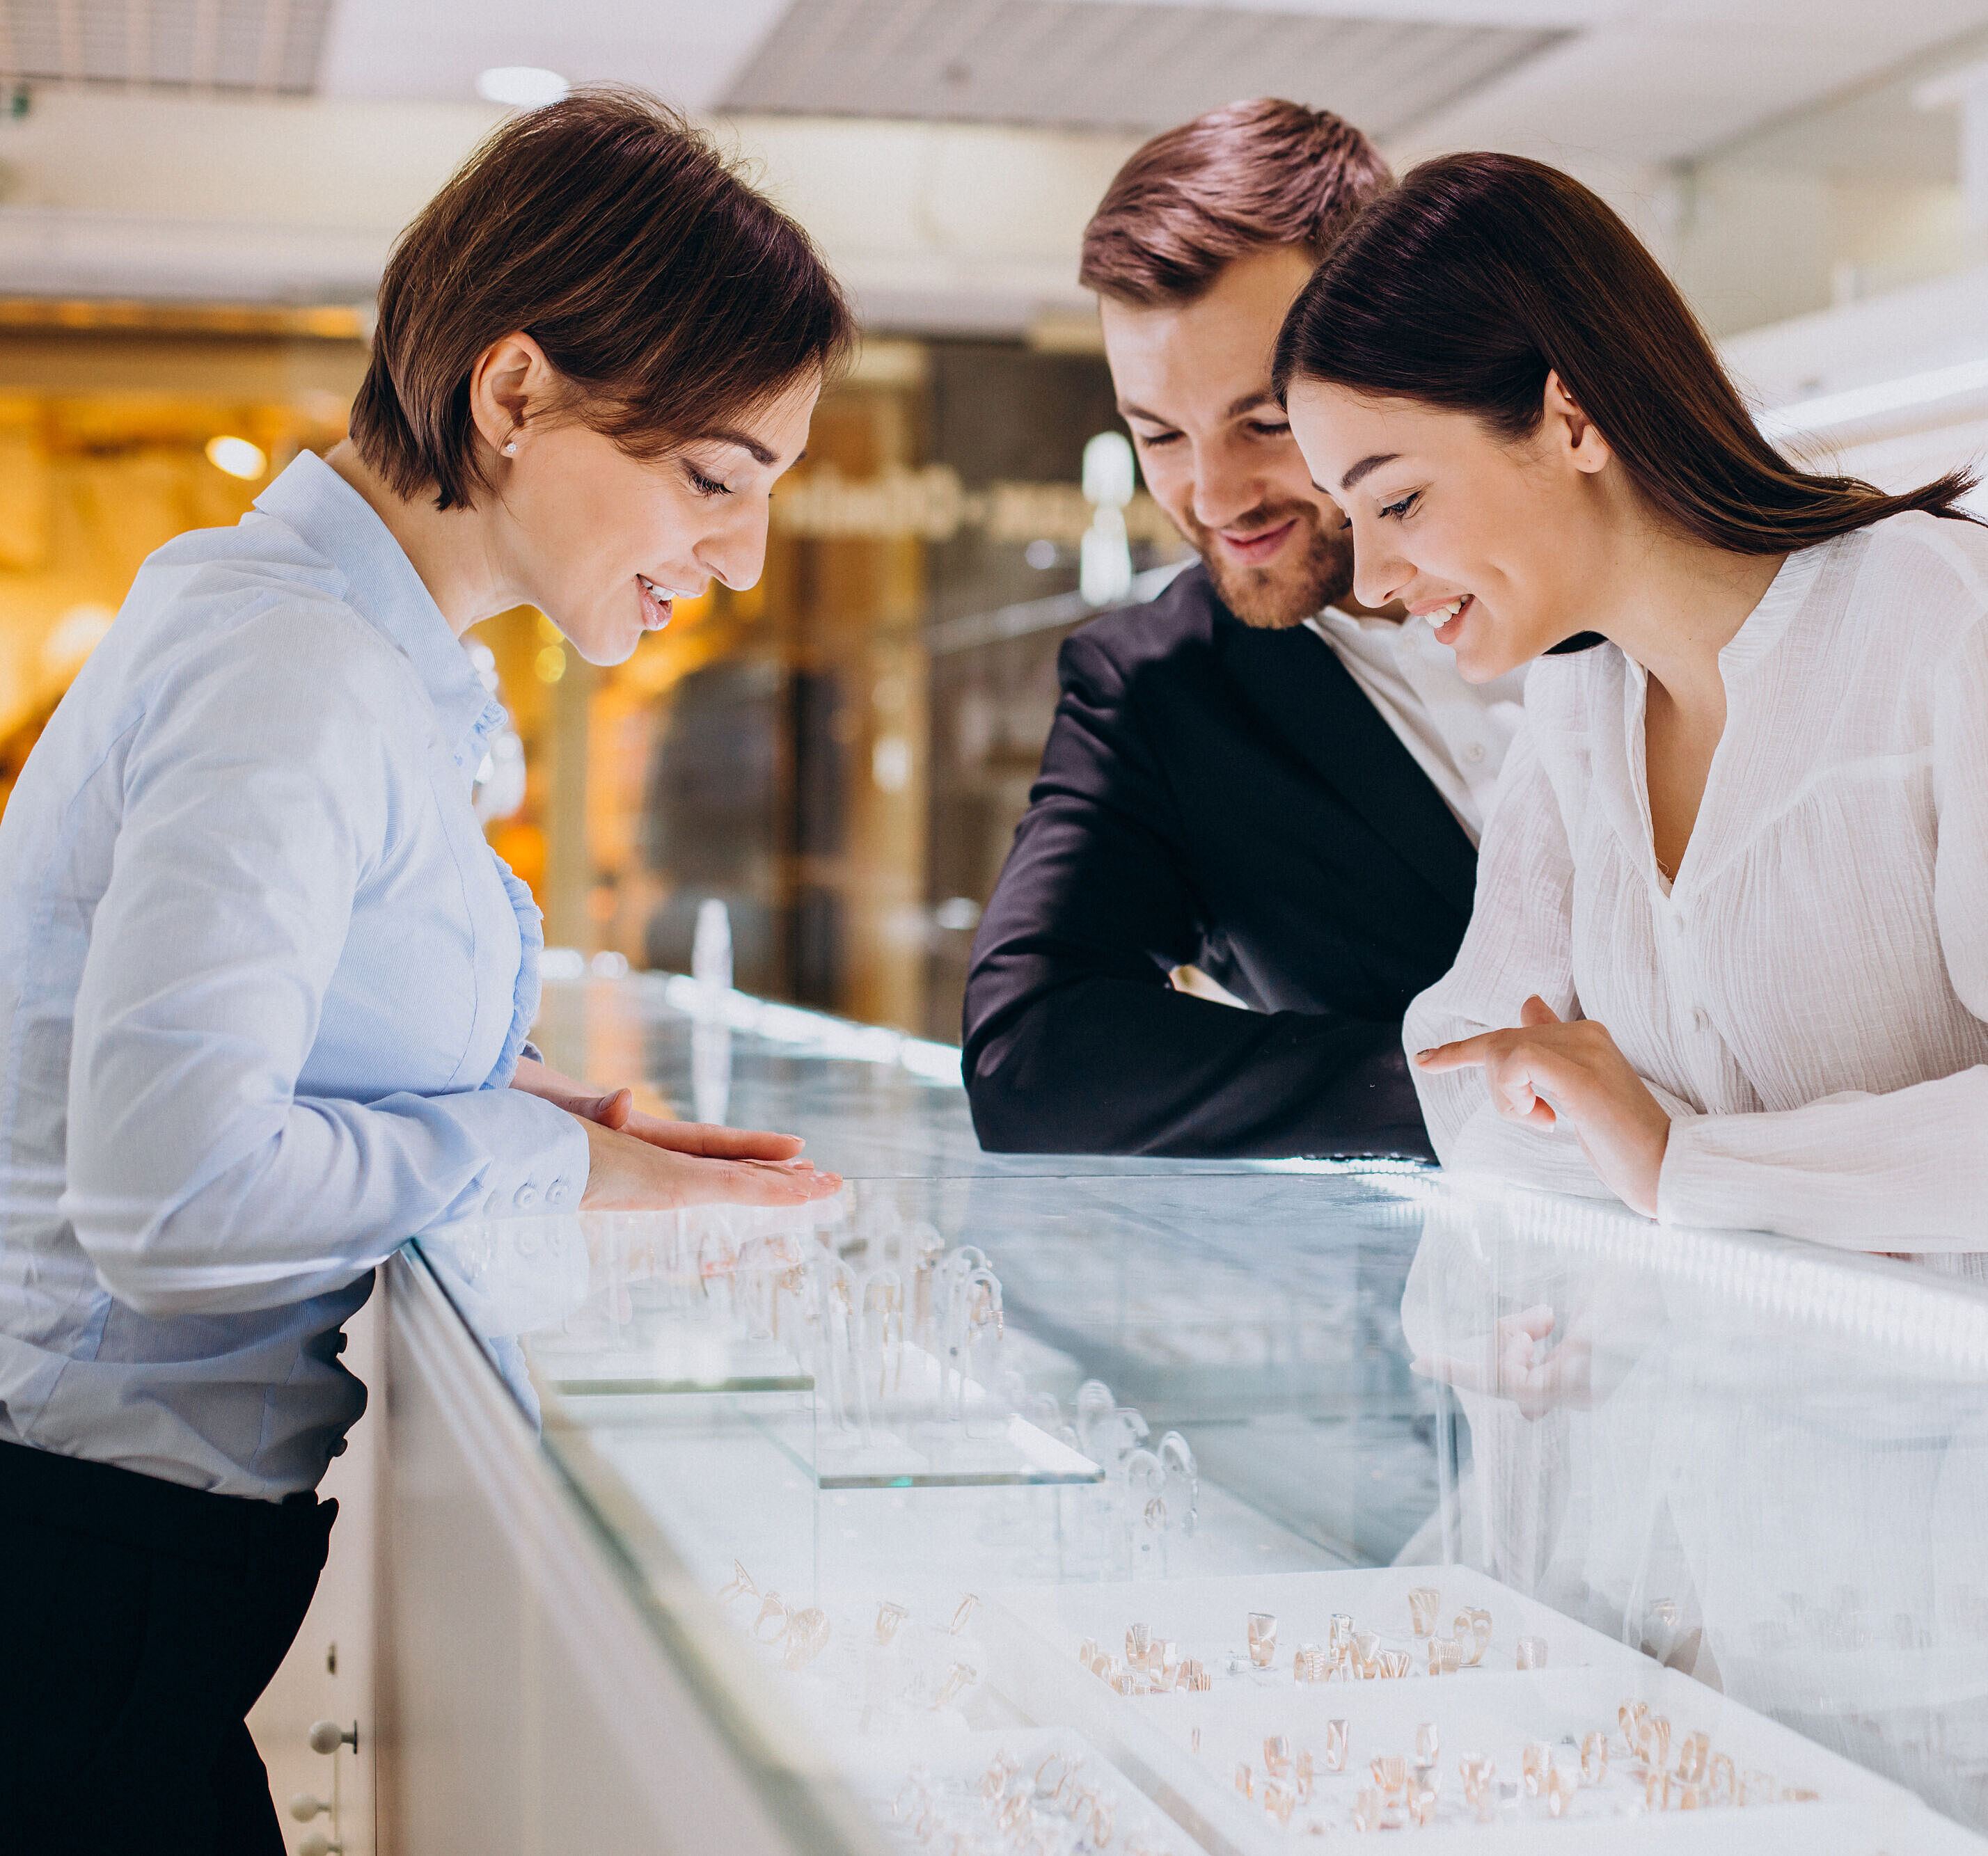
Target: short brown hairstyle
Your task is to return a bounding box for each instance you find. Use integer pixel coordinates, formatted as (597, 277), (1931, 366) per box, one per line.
(1079, 98), (1391, 306)
(351, 87), (855, 511)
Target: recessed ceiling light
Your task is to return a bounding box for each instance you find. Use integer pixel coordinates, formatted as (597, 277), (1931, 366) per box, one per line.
(477, 66), (571, 107)
(205, 436), (267, 479)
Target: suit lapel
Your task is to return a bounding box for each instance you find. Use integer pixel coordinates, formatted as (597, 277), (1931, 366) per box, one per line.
(1217, 617), (1480, 917)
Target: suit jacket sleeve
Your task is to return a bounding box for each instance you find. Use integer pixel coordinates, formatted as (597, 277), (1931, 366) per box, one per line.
(961, 624), (1434, 1159)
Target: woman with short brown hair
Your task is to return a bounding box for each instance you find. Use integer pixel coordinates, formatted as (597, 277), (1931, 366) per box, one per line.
(1277, 152), (1988, 1258)
(0, 89), (846, 1851)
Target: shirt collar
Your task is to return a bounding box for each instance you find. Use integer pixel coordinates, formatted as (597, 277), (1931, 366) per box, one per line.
(253, 450), (504, 776)
(1717, 537), (1833, 680)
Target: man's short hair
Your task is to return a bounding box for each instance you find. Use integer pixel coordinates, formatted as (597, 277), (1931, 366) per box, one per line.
(1080, 98), (1392, 307)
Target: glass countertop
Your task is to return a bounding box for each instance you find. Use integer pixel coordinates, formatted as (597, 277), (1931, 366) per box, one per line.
(416, 974), (1988, 1854)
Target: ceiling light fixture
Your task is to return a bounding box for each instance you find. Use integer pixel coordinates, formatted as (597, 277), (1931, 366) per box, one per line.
(476, 66), (571, 108)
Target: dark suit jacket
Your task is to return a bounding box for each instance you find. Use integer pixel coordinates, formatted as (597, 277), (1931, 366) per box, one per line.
(961, 563), (1480, 1159)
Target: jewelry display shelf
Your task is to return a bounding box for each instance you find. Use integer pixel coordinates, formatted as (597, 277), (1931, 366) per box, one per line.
(540, 1330), (817, 1395)
(977, 1568), (1979, 1853)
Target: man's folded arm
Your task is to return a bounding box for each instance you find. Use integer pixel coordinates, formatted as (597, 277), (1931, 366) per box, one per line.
(961, 628), (1433, 1159)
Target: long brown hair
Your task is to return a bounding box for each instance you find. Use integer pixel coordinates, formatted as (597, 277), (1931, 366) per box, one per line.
(1271, 152), (1976, 553)
(352, 88), (854, 511)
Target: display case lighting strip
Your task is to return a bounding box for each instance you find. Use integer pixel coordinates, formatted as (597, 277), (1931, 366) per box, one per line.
(1755, 355), (1988, 440)
(647, 971), (965, 1084)
(1417, 1180), (1988, 1370)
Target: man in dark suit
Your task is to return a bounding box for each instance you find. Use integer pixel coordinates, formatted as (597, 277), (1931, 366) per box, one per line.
(963, 100), (1527, 1157)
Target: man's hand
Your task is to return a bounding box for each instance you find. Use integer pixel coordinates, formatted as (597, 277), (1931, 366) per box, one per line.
(1414, 997), (1669, 1216)
(512, 1054), (806, 1162)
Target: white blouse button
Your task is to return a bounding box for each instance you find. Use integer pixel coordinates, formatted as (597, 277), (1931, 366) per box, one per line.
(546, 1181), (567, 1207)
(1691, 1007), (1712, 1033)
(1462, 741), (1486, 765)
(514, 1183), (539, 1210)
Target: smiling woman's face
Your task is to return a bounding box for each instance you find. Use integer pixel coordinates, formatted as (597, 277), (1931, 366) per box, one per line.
(1284, 376), (1615, 682)
(496, 372), (821, 667)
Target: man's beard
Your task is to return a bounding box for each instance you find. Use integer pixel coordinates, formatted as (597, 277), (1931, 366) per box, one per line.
(1178, 498), (1354, 628)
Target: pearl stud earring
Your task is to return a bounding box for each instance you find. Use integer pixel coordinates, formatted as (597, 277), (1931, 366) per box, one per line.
(503, 441), (518, 455)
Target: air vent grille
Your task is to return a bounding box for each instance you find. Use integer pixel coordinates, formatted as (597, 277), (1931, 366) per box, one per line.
(0, 0), (335, 95)
(722, 0), (1569, 139)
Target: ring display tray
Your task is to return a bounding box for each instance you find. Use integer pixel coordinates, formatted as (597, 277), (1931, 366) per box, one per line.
(843, 1727), (1215, 1856)
(977, 1568), (1981, 1854)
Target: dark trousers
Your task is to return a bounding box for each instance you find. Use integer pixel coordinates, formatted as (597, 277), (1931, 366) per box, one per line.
(0, 1438), (335, 1855)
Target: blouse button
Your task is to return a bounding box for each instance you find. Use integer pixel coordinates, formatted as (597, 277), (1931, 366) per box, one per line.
(1691, 1007), (1711, 1034)
(546, 1181), (567, 1207)
(1462, 741), (1486, 765)
(514, 1184), (539, 1210)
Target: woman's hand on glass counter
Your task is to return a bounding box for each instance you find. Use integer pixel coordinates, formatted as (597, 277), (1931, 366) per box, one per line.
(576, 1113), (841, 1209)
(1414, 996), (1668, 1216)
(512, 1056), (839, 1207)
(513, 1054), (809, 1160)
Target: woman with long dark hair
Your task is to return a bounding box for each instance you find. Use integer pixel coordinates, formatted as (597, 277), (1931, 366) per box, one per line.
(1275, 152), (1988, 1255)
(0, 90), (846, 1851)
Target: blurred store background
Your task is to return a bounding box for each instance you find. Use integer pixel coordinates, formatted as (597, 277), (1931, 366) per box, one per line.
(7, 0), (1988, 1038)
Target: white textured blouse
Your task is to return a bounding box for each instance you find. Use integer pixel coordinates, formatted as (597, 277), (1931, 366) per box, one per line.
(1405, 510), (1988, 1255)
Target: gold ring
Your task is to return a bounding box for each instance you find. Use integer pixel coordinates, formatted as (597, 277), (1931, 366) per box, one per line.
(951, 1594), (981, 1635)
(752, 1592), (790, 1642)
(1407, 1586), (1441, 1637)
(782, 1606), (830, 1671)
(930, 1660), (976, 1710)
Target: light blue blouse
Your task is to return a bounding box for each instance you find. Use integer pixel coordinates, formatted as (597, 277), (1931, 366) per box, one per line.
(0, 450), (590, 1499)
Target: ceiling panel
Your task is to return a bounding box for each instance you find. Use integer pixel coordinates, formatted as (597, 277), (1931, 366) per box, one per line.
(314, 0), (794, 111)
(0, 0), (334, 93)
(1393, 0), (1988, 166)
(719, 0), (1571, 139)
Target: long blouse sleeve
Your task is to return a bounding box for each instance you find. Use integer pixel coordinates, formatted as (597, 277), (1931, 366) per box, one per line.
(57, 598), (590, 1319)
(1654, 609), (1988, 1250)
(1403, 726), (1627, 1202)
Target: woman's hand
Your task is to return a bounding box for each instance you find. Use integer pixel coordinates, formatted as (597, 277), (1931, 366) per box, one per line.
(1414, 996), (1669, 1216)
(1411, 1304), (1595, 1420)
(576, 1115), (841, 1210)
(512, 1054), (805, 1162)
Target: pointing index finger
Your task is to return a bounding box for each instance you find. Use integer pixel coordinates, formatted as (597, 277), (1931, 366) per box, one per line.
(1413, 1033), (1500, 1073)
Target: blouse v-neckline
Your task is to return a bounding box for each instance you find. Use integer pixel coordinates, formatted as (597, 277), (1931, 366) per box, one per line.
(1618, 542), (1831, 903)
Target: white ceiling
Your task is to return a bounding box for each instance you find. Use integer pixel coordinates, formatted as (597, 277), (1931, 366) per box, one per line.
(0, 0), (1983, 175)
(1394, 0), (1988, 166)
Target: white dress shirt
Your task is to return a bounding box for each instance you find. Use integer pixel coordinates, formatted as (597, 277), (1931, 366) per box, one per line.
(0, 450), (590, 1498)
(1307, 608), (1529, 843)
(1405, 511), (1988, 1257)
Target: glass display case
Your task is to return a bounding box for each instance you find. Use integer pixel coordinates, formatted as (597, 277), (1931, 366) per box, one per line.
(404, 971), (1988, 1855)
